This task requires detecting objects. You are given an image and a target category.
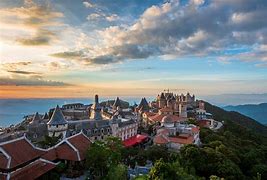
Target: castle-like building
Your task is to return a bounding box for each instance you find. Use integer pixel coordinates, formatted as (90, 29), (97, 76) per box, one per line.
(154, 90), (196, 117)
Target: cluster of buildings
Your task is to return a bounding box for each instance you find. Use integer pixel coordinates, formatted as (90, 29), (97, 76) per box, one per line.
(0, 91), (221, 179)
(136, 90), (220, 151)
(26, 95), (142, 145)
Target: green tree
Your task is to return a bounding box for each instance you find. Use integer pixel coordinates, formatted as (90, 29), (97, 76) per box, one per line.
(85, 137), (124, 179)
(106, 164), (127, 180)
(38, 135), (61, 148)
(148, 159), (197, 180)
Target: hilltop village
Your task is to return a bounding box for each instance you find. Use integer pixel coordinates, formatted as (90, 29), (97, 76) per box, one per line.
(0, 91), (222, 179)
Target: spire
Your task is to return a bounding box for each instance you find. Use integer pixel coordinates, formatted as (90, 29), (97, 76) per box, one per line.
(47, 105), (67, 125)
(160, 93), (165, 99)
(113, 97), (121, 108)
(43, 112), (49, 120)
(31, 112), (41, 124)
(137, 97), (149, 111)
(95, 94), (99, 104)
(90, 94), (102, 120)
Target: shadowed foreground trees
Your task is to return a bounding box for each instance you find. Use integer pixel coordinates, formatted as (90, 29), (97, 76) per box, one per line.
(85, 119), (267, 180)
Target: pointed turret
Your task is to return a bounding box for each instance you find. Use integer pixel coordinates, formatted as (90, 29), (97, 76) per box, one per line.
(90, 94), (103, 120)
(47, 105), (68, 138)
(30, 112), (42, 124)
(113, 97), (121, 109)
(47, 105), (67, 125)
(43, 112), (49, 120)
(137, 97), (149, 112)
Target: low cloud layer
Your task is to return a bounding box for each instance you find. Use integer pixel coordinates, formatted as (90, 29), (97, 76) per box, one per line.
(7, 70), (41, 75)
(0, 77), (69, 86)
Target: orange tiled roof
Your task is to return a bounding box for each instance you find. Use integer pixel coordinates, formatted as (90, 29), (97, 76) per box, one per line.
(41, 148), (57, 162)
(42, 132), (91, 162)
(67, 132), (91, 160)
(0, 137), (45, 170)
(153, 134), (169, 144)
(143, 112), (156, 117)
(9, 159), (57, 180)
(197, 120), (211, 127)
(0, 154), (8, 170)
(169, 135), (194, 144)
(149, 114), (185, 123)
(154, 133), (194, 145)
(192, 126), (200, 133)
(0, 173), (7, 180)
(159, 107), (173, 112)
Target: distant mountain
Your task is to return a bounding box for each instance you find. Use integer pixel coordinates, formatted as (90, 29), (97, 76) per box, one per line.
(204, 102), (267, 137)
(223, 103), (267, 125)
(200, 93), (267, 106)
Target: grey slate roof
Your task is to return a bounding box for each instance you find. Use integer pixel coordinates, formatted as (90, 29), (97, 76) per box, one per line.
(138, 98), (149, 111)
(47, 105), (67, 125)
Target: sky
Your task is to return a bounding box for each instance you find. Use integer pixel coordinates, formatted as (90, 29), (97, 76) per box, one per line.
(0, 0), (267, 99)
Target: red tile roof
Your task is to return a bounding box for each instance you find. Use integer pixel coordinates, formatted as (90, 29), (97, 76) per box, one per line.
(192, 126), (200, 133)
(42, 132), (91, 162)
(41, 148), (57, 162)
(154, 133), (194, 145)
(197, 120), (211, 127)
(0, 136), (45, 170)
(123, 134), (148, 147)
(159, 107), (173, 113)
(143, 112), (156, 117)
(168, 134), (194, 144)
(67, 133), (91, 160)
(9, 159), (57, 180)
(0, 154), (8, 171)
(56, 143), (79, 161)
(0, 173), (7, 180)
(149, 114), (185, 123)
(153, 134), (169, 144)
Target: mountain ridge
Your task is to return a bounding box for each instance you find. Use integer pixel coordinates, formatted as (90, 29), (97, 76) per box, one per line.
(223, 103), (267, 125)
(204, 101), (267, 138)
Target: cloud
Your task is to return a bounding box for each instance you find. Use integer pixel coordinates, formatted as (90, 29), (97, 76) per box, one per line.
(86, 12), (119, 22)
(1, 61), (32, 69)
(16, 28), (57, 46)
(50, 0), (267, 66)
(83, 1), (94, 8)
(0, 77), (69, 86)
(7, 70), (41, 75)
(0, 0), (64, 46)
(106, 14), (119, 22)
(50, 51), (84, 59)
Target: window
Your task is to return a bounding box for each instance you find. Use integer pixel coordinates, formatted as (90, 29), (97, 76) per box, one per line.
(94, 129), (98, 134)
(101, 128), (104, 133)
(94, 136), (97, 140)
